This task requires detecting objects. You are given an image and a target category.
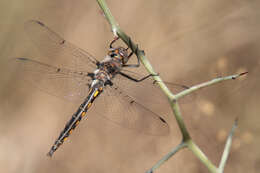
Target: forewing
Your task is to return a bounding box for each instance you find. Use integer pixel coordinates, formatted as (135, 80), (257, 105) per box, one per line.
(12, 57), (91, 101)
(24, 20), (98, 72)
(11, 20), (103, 101)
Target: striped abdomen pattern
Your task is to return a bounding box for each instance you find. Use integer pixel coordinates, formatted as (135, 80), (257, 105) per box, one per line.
(47, 86), (103, 157)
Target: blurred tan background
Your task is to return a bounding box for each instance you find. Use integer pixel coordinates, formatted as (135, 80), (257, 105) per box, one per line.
(0, 0), (260, 172)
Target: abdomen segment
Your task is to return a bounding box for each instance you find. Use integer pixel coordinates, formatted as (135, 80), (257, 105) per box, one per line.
(47, 87), (102, 157)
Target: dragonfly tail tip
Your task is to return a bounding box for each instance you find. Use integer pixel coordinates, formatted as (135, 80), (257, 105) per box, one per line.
(46, 151), (53, 158)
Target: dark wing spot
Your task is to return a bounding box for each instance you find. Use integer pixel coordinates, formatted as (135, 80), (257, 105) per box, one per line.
(17, 57), (28, 61)
(60, 40), (65, 45)
(56, 68), (61, 72)
(159, 117), (166, 123)
(35, 20), (45, 26)
(130, 100), (135, 104)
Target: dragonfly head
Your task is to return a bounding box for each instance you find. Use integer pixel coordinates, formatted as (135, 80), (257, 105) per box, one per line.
(108, 47), (129, 64)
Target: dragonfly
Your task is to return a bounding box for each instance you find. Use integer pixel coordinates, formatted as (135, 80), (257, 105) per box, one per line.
(13, 20), (189, 157)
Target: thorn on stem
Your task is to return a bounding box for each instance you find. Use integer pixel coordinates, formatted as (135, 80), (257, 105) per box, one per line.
(239, 71), (248, 76)
(232, 71), (248, 80)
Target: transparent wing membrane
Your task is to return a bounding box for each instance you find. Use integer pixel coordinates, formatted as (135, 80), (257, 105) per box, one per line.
(12, 57), (91, 101)
(94, 85), (169, 136)
(12, 57), (171, 135)
(24, 20), (98, 72)
(118, 70), (196, 105)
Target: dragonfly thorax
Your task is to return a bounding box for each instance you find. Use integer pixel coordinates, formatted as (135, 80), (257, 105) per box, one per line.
(99, 47), (129, 76)
(108, 46), (129, 65)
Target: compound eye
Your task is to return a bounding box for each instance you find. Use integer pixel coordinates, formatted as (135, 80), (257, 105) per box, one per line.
(110, 53), (117, 57)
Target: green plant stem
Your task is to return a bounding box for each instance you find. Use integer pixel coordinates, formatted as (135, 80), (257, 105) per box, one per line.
(146, 142), (187, 173)
(171, 101), (190, 140)
(175, 72), (248, 100)
(187, 140), (218, 173)
(218, 119), (238, 173)
(96, 0), (118, 35)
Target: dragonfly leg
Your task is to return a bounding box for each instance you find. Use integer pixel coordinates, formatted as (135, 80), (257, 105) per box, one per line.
(127, 49), (134, 59)
(110, 37), (119, 48)
(122, 55), (140, 68)
(110, 37), (141, 68)
(118, 71), (158, 82)
(123, 43), (141, 68)
(104, 79), (113, 86)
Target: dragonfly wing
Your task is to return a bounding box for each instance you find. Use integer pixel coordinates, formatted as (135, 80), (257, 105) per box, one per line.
(94, 85), (169, 135)
(10, 20), (101, 101)
(115, 70), (195, 107)
(12, 57), (91, 101)
(24, 20), (98, 72)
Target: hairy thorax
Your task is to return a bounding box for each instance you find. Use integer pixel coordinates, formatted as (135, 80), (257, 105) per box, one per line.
(93, 56), (123, 86)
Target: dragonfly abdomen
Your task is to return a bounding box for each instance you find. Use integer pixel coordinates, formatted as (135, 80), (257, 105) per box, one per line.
(47, 86), (103, 157)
